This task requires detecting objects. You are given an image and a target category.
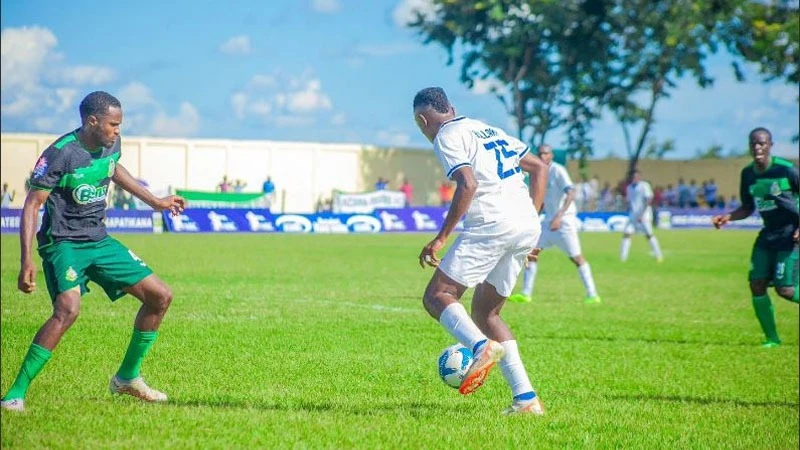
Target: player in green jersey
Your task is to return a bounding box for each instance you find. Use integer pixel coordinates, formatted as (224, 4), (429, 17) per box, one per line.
(1, 91), (187, 411)
(713, 127), (799, 347)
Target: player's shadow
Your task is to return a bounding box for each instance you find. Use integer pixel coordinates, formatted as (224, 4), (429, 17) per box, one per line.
(165, 398), (447, 416)
(607, 393), (798, 409)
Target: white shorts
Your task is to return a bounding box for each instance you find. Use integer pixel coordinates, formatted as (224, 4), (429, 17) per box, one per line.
(537, 216), (583, 257)
(437, 220), (540, 297)
(623, 214), (654, 235)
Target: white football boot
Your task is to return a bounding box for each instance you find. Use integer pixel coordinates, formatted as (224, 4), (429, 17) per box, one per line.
(109, 376), (167, 402)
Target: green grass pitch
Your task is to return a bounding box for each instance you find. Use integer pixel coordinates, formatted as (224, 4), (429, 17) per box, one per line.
(1, 230), (798, 449)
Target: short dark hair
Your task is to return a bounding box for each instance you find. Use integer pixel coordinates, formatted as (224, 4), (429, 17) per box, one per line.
(749, 127), (772, 142)
(413, 87), (451, 114)
(79, 91), (121, 120)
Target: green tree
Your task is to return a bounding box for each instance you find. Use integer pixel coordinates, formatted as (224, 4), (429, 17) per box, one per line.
(643, 138), (677, 159)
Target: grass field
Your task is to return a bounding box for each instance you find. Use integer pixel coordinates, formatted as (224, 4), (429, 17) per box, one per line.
(1, 230), (798, 449)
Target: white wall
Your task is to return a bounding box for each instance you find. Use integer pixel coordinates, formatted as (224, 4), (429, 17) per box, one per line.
(1, 133), (364, 212)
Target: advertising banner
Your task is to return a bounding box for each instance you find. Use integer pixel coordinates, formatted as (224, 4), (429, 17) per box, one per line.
(174, 190), (268, 209)
(163, 208), (383, 234)
(332, 190), (407, 214)
(656, 208), (763, 229)
(1, 208), (157, 233)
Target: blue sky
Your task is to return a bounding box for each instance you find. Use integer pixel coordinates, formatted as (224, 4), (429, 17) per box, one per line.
(2, 0), (798, 159)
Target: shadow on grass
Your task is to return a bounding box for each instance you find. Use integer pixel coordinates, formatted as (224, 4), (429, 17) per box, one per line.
(164, 398), (447, 416)
(533, 334), (799, 348)
(607, 393), (799, 409)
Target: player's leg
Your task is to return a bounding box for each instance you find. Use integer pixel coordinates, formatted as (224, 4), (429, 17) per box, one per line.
(1, 243), (90, 411)
(509, 231), (550, 303)
(423, 268), (488, 353)
(773, 248), (799, 304)
(87, 237), (169, 401)
(559, 222), (600, 303)
(749, 246), (780, 346)
(641, 217), (663, 262)
(477, 230), (544, 414)
(620, 220), (634, 262)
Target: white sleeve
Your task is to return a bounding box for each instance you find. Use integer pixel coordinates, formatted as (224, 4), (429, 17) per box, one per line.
(555, 165), (574, 193)
(643, 182), (653, 199)
(433, 131), (472, 179)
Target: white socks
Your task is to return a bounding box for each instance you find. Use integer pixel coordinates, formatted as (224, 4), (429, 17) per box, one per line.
(438, 303), (487, 352)
(498, 340), (534, 398)
(620, 237), (632, 261)
(521, 262), (538, 296)
(648, 236), (663, 260)
(577, 263), (598, 298)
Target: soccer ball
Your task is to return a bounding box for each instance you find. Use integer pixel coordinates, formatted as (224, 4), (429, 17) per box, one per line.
(438, 343), (474, 389)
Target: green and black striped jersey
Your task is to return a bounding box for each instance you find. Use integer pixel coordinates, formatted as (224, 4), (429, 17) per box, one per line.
(29, 130), (121, 249)
(739, 156), (800, 250)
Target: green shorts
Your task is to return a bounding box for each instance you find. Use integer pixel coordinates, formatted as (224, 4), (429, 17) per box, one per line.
(39, 236), (153, 302)
(749, 245), (799, 287)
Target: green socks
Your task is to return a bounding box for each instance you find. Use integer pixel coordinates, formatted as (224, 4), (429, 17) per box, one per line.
(116, 329), (158, 381)
(3, 343), (52, 401)
(752, 295), (780, 343)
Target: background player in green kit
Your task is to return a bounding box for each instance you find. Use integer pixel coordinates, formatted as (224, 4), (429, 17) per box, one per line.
(713, 127), (799, 348)
(1, 91), (187, 412)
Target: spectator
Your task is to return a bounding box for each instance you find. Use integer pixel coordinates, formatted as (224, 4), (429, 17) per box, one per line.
(716, 195), (726, 209)
(375, 177), (388, 191)
(577, 175), (596, 211)
(400, 178), (413, 207)
(262, 176), (276, 209)
(704, 178), (718, 209)
(728, 195), (741, 210)
(438, 181), (454, 207)
(653, 186), (664, 209)
(688, 179), (699, 208)
(677, 178), (690, 208)
(598, 182), (614, 211)
(1, 183), (15, 208)
(233, 179), (247, 193)
(218, 175), (232, 192)
(663, 183), (677, 207)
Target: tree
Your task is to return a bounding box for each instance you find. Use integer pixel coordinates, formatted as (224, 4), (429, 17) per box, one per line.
(406, 0), (614, 151)
(643, 138), (676, 159)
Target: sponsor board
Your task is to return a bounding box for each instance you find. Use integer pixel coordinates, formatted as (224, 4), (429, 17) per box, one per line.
(2, 209), (156, 233)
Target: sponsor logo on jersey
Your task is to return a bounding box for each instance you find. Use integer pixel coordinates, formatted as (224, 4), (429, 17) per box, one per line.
(769, 182), (781, 197)
(32, 156), (48, 179)
(65, 266), (78, 282)
(108, 159), (116, 177)
(72, 184), (108, 204)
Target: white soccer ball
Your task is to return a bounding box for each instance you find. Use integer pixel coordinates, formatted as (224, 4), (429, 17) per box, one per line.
(438, 343), (474, 389)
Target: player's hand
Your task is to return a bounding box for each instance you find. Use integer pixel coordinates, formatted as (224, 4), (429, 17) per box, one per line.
(549, 216), (561, 231)
(18, 261), (37, 294)
(156, 195), (187, 216)
(419, 236), (446, 268)
(526, 248), (542, 263)
(712, 214), (729, 229)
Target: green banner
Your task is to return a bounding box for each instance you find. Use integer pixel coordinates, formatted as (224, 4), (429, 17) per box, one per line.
(175, 190), (268, 208)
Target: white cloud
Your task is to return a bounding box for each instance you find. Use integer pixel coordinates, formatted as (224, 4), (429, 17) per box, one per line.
(393, 0), (437, 27)
(118, 82), (157, 109)
(311, 0), (340, 14)
(1, 26), (120, 130)
(286, 80), (332, 113)
(149, 102), (201, 137)
(767, 84), (799, 106)
(377, 130), (411, 147)
(331, 112), (347, 126)
(230, 70), (336, 127)
(219, 35), (252, 55)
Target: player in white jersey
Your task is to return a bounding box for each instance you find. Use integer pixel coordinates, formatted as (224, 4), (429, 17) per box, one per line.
(508, 145), (601, 305)
(620, 169), (664, 262)
(413, 87), (548, 415)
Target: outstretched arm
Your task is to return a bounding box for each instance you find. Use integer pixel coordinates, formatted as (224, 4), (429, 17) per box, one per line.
(112, 163), (186, 215)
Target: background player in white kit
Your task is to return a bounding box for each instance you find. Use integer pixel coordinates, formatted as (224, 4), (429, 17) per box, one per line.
(509, 144), (601, 305)
(413, 87), (548, 415)
(620, 169), (664, 262)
